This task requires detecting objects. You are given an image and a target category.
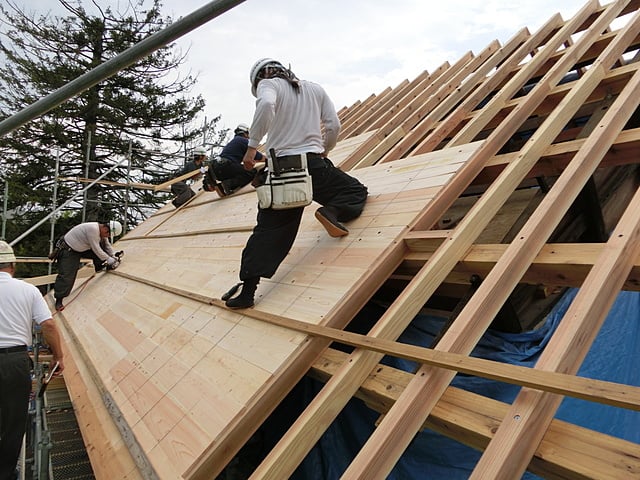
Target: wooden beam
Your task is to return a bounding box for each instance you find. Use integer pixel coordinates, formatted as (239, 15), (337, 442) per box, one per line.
(339, 52), (475, 171)
(343, 3), (636, 477)
(212, 300), (640, 410)
(472, 66), (640, 480)
(246, 9), (608, 479)
(339, 77), (413, 140)
(402, 242), (640, 291)
(311, 348), (640, 480)
(474, 180), (640, 476)
(473, 124), (640, 186)
(383, 27), (533, 161)
(153, 168), (202, 192)
(246, 6), (606, 479)
(354, 41), (503, 169)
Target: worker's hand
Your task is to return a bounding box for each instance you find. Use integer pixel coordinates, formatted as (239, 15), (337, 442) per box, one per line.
(243, 158), (256, 171)
(105, 256), (119, 269)
(52, 358), (65, 374)
(200, 166), (207, 174)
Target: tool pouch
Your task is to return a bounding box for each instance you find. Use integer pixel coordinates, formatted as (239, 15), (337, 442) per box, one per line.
(48, 236), (67, 261)
(256, 153), (313, 210)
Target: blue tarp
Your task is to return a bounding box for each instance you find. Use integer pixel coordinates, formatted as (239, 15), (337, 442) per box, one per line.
(279, 288), (640, 479)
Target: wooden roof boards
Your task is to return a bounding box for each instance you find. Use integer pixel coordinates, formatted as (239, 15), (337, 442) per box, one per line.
(49, 1), (640, 478)
(53, 141), (476, 478)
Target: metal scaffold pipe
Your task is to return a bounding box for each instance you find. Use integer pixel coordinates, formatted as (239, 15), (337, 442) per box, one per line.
(9, 157), (128, 247)
(0, 0), (245, 137)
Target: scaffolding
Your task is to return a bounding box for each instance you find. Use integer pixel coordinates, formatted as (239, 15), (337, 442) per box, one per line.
(0, 0), (244, 251)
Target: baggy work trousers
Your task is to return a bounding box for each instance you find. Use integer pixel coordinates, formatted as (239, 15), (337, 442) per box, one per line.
(171, 181), (195, 207)
(53, 248), (104, 301)
(0, 351), (31, 480)
(238, 156), (368, 281)
(212, 158), (255, 192)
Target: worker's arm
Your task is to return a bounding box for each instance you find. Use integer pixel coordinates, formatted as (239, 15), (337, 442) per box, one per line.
(40, 319), (65, 373)
(242, 146), (259, 170)
(244, 79), (276, 171)
(320, 87), (340, 154)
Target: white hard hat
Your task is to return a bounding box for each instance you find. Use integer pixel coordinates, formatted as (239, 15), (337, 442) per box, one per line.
(249, 58), (283, 96)
(0, 240), (16, 263)
(109, 220), (123, 238)
(234, 123), (250, 135)
(193, 146), (207, 157)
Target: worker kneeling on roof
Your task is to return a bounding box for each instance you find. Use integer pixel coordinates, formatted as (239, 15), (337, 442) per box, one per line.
(170, 146), (208, 207)
(52, 220), (124, 311)
(203, 123), (265, 196)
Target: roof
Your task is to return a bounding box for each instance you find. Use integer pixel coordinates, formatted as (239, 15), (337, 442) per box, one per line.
(50, 1), (640, 478)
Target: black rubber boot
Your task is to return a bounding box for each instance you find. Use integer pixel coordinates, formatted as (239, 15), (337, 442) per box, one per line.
(55, 298), (65, 311)
(225, 277), (259, 309)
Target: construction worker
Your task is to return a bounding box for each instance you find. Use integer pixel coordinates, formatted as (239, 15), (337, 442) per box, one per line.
(203, 123), (265, 196)
(53, 220), (124, 311)
(171, 146), (208, 207)
(223, 58), (368, 309)
(0, 241), (65, 480)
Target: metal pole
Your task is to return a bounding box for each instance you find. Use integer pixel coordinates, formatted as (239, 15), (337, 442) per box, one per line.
(9, 156), (129, 247)
(203, 115), (208, 146)
(0, 0), (246, 137)
(48, 151), (60, 279)
(82, 130), (91, 223)
(123, 139), (132, 233)
(1, 181), (8, 239)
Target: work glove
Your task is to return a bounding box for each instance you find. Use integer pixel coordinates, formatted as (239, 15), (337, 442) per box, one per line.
(115, 250), (125, 260)
(107, 259), (120, 271)
(199, 166), (207, 174)
(105, 256), (119, 269)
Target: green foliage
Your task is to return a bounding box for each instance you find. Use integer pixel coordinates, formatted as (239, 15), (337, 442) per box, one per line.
(0, 0), (224, 259)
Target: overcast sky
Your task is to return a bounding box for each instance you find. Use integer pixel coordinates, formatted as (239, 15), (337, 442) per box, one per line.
(11, 0), (589, 136)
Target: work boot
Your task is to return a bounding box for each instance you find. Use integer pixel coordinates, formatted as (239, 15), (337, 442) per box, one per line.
(214, 182), (228, 197)
(55, 298), (64, 311)
(225, 277), (259, 309)
(315, 207), (349, 237)
(221, 179), (237, 195)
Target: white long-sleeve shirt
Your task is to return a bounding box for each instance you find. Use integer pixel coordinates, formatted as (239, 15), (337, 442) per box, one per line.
(248, 78), (340, 157)
(63, 222), (115, 262)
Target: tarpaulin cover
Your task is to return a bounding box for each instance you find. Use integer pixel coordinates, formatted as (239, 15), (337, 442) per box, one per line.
(273, 289), (640, 479)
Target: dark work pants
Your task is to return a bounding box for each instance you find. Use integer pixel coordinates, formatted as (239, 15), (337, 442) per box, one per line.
(0, 351), (31, 480)
(171, 181), (195, 207)
(54, 248), (103, 301)
(239, 156), (368, 281)
(212, 159), (255, 191)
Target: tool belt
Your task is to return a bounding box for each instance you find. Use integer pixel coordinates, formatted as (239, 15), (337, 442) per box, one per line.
(256, 152), (314, 210)
(48, 236), (72, 261)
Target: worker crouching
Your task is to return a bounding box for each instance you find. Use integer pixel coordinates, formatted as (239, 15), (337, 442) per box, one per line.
(53, 220), (124, 311)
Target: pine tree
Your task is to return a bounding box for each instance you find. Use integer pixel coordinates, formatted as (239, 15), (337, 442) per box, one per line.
(0, 0), (224, 272)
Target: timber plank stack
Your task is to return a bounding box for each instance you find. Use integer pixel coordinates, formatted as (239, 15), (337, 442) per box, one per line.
(49, 1), (640, 478)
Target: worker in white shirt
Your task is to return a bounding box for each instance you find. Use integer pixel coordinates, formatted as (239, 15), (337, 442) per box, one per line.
(0, 241), (65, 480)
(223, 58), (368, 309)
(52, 220), (124, 311)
